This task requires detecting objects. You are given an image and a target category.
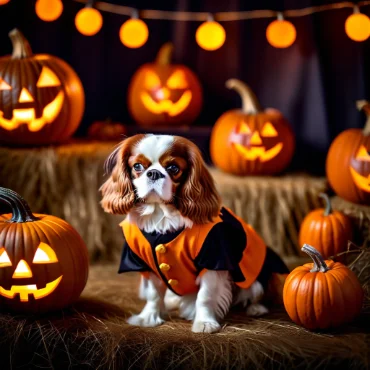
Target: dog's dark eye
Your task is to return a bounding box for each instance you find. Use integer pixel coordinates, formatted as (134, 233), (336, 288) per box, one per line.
(133, 163), (144, 171)
(166, 164), (179, 175)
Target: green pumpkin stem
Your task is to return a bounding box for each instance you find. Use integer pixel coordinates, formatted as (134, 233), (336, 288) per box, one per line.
(155, 42), (173, 65)
(302, 244), (329, 273)
(0, 187), (39, 223)
(356, 100), (370, 135)
(225, 79), (262, 114)
(9, 28), (33, 59)
(319, 193), (332, 216)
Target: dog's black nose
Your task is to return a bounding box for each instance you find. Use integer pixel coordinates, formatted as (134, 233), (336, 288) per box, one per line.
(146, 169), (164, 181)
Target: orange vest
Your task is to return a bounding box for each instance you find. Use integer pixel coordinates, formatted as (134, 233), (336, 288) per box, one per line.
(120, 208), (267, 296)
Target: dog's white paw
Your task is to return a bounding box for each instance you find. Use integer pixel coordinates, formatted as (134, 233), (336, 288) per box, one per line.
(192, 320), (221, 333)
(127, 312), (165, 327)
(246, 303), (269, 317)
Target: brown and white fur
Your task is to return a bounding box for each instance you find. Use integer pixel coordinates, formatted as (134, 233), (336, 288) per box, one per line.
(100, 134), (268, 333)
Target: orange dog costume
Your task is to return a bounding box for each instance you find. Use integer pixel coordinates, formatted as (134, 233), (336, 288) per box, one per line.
(119, 207), (287, 296)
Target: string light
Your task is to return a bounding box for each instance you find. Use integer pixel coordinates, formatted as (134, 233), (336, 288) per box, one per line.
(35, 0), (63, 22)
(266, 13), (296, 48)
(196, 15), (226, 51)
(75, 0), (103, 36)
(345, 5), (370, 41)
(0, 0), (11, 5)
(119, 10), (149, 48)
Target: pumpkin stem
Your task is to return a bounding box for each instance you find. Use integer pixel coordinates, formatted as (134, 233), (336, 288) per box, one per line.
(357, 100), (370, 135)
(319, 193), (332, 216)
(9, 29), (33, 59)
(0, 187), (39, 223)
(155, 43), (173, 65)
(301, 244), (330, 273)
(225, 79), (262, 114)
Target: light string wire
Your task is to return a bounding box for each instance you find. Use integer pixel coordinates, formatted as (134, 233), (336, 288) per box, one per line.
(73, 0), (370, 21)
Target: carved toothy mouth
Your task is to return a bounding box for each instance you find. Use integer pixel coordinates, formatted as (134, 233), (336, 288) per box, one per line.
(350, 166), (370, 192)
(233, 143), (283, 162)
(0, 275), (63, 302)
(140, 90), (192, 116)
(0, 90), (64, 132)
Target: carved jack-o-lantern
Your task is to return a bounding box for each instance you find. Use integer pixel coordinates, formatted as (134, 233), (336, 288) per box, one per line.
(0, 29), (85, 146)
(128, 43), (203, 126)
(326, 101), (370, 205)
(210, 79), (295, 176)
(0, 187), (89, 313)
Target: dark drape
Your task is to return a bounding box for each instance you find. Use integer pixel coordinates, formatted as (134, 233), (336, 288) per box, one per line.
(0, 0), (369, 174)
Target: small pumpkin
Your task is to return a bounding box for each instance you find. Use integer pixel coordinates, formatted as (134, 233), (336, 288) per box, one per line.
(0, 187), (89, 313)
(88, 119), (127, 141)
(326, 101), (370, 204)
(0, 29), (85, 146)
(128, 42), (203, 126)
(210, 79), (295, 176)
(298, 193), (353, 259)
(283, 244), (363, 330)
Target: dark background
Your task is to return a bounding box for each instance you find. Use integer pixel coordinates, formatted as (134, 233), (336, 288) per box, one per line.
(0, 0), (369, 174)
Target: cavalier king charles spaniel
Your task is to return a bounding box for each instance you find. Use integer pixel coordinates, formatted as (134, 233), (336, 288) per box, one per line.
(100, 134), (288, 333)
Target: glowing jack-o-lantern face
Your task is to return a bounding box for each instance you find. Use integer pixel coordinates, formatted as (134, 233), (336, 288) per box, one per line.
(0, 187), (89, 313)
(350, 145), (370, 192)
(210, 79), (295, 176)
(0, 243), (62, 302)
(128, 43), (203, 126)
(0, 67), (64, 132)
(230, 121), (283, 162)
(140, 70), (193, 117)
(326, 101), (370, 205)
(0, 29), (85, 146)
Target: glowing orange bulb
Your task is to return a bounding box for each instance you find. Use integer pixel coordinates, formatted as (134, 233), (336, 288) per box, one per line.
(120, 19), (149, 48)
(345, 13), (370, 42)
(196, 21), (226, 51)
(75, 7), (103, 36)
(266, 19), (296, 48)
(35, 0), (63, 22)
(0, 0), (11, 5)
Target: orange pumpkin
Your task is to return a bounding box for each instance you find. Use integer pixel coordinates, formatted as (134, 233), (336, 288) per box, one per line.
(0, 187), (89, 313)
(128, 43), (203, 126)
(326, 101), (370, 204)
(210, 79), (295, 176)
(298, 193), (353, 259)
(283, 244), (363, 330)
(88, 119), (127, 141)
(0, 29), (85, 146)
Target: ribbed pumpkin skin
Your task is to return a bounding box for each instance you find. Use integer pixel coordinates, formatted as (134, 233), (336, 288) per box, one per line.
(298, 208), (353, 259)
(326, 129), (370, 204)
(283, 259), (363, 330)
(210, 109), (295, 175)
(0, 30), (85, 146)
(0, 213), (89, 313)
(128, 64), (202, 126)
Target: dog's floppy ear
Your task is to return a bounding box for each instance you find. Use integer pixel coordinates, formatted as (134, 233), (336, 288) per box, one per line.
(100, 135), (145, 215)
(177, 139), (221, 224)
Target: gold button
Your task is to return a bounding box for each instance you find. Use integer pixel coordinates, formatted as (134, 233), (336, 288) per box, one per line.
(159, 263), (170, 271)
(155, 244), (166, 254)
(168, 279), (178, 286)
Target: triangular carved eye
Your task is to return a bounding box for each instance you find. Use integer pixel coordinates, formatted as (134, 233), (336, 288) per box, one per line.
(355, 145), (370, 162)
(238, 122), (251, 134)
(36, 67), (61, 87)
(144, 71), (161, 90)
(261, 122), (278, 137)
(33, 242), (58, 264)
(167, 70), (188, 89)
(0, 78), (11, 91)
(0, 248), (12, 267)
